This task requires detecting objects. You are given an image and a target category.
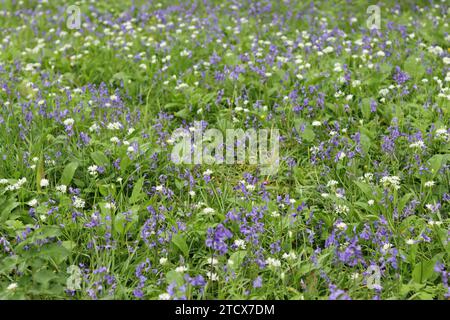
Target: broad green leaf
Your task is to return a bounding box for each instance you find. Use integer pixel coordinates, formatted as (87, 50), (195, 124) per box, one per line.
(129, 177), (144, 204)
(297, 263), (317, 277)
(36, 153), (45, 192)
(379, 63), (393, 75)
(354, 181), (376, 199)
(62, 240), (76, 251)
(360, 133), (372, 154)
(164, 102), (183, 110)
(114, 206), (139, 235)
(302, 125), (315, 142)
(33, 269), (59, 286)
(175, 107), (190, 119)
(412, 256), (441, 284)
(5, 219), (24, 230)
(361, 98), (372, 120)
(98, 183), (115, 197)
(427, 154), (448, 176)
(404, 56), (425, 79)
(39, 243), (70, 264)
(166, 270), (184, 286)
(60, 162), (79, 186)
(0, 256), (19, 274)
(32, 226), (62, 240)
(90, 151), (109, 167)
(229, 250), (247, 270)
(120, 154), (131, 173)
(172, 234), (189, 256)
(0, 198), (20, 222)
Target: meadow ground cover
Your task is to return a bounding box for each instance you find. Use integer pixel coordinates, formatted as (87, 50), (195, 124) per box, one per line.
(0, 0), (449, 300)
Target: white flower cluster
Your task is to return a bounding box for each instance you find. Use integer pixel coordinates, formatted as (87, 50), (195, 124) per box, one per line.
(334, 204), (350, 214)
(104, 202), (116, 210)
(4, 177), (27, 191)
(234, 239), (246, 249)
(27, 198), (38, 207)
(158, 293), (170, 300)
(266, 257), (281, 268)
(206, 271), (219, 281)
(175, 265), (188, 273)
(336, 222), (347, 230)
(326, 180), (339, 188)
(202, 207), (215, 214)
(435, 128), (449, 141)
(424, 181), (435, 188)
(409, 140), (425, 149)
(56, 185), (67, 193)
(107, 122), (122, 130)
(88, 165), (98, 176)
(380, 176), (401, 190)
(72, 196), (85, 209)
(63, 118), (74, 126)
(40, 179), (49, 187)
(427, 45), (443, 56)
(89, 122), (100, 132)
(282, 251), (297, 261)
(358, 173), (374, 183)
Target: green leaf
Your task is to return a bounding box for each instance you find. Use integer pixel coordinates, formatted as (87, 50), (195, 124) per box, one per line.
(172, 234), (189, 256)
(62, 240), (76, 251)
(174, 179), (185, 190)
(427, 154), (449, 176)
(379, 63), (393, 75)
(72, 178), (85, 188)
(33, 269), (59, 286)
(32, 226), (62, 240)
(297, 262), (317, 277)
(98, 183), (115, 197)
(114, 205), (139, 235)
(129, 177), (144, 204)
(0, 256), (18, 274)
(399, 282), (424, 297)
(229, 250), (247, 270)
(360, 133), (372, 154)
(404, 56), (425, 79)
(294, 119), (315, 142)
(164, 102), (183, 110)
(0, 198), (20, 222)
(412, 257), (439, 284)
(110, 71), (129, 85)
(354, 181), (376, 199)
(302, 125), (315, 142)
(166, 270), (184, 286)
(175, 107), (190, 119)
(361, 98), (372, 120)
(36, 153), (45, 192)
(398, 193), (414, 213)
(39, 243), (70, 264)
(5, 219), (24, 230)
(60, 162), (79, 186)
(415, 292), (435, 300)
(90, 151), (109, 167)
(120, 153), (131, 173)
